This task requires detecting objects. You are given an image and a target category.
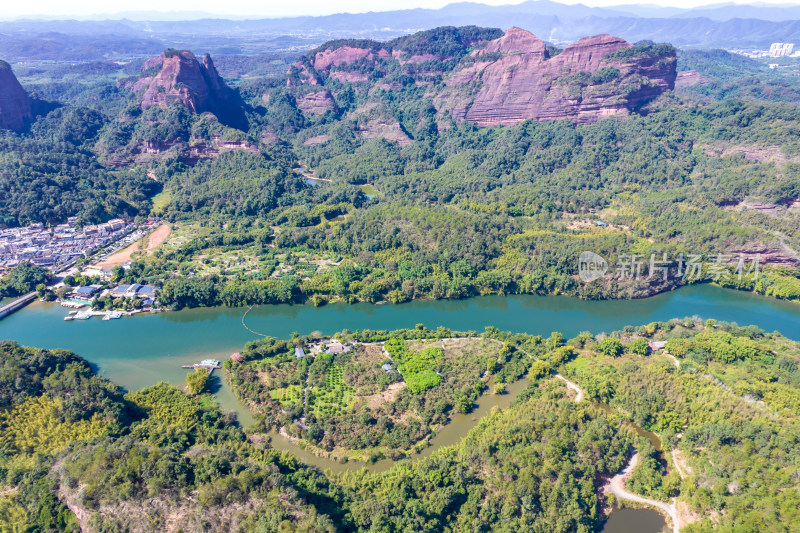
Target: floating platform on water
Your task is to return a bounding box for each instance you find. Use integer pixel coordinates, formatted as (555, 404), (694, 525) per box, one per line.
(181, 359), (221, 375)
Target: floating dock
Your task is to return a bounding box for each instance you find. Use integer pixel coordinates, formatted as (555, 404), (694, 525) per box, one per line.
(181, 359), (221, 375)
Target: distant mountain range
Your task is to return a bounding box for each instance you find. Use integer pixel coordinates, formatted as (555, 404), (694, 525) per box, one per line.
(3, 1), (800, 61)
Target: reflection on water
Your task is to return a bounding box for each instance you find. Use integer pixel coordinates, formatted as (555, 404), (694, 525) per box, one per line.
(602, 507), (667, 533)
(1, 284), (799, 426)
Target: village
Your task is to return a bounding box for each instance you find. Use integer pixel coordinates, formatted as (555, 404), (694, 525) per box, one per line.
(0, 217), (135, 276)
(0, 216), (170, 321)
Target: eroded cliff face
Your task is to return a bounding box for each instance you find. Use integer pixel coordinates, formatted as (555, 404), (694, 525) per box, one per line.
(313, 46), (390, 70)
(296, 90), (337, 116)
(281, 27), (676, 135)
(441, 28), (676, 126)
(0, 60), (33, 131)
(131, 50), (247, 129)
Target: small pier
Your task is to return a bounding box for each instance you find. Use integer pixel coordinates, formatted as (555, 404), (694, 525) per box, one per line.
(181, 359), (221, 375)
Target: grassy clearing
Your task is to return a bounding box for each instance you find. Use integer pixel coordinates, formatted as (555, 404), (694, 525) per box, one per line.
(385, 338), (443, 394)
(150, 190), (172, 215)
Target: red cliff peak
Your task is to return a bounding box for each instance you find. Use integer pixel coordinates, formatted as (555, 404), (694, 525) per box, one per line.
(0, 60), (33, 131)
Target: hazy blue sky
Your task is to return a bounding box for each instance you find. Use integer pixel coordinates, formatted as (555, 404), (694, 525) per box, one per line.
(4, 0), (800, 19)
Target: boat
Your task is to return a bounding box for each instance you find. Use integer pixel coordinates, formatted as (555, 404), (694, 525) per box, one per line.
(102, 312), (122, 321)
(73, 313), (91, 320)
(63, 316), (74, 321)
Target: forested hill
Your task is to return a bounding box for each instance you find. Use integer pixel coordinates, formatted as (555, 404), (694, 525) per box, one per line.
(3, 25), (800, 306)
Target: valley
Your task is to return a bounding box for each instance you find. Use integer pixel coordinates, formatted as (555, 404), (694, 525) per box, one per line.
(3, 4), (800, 530)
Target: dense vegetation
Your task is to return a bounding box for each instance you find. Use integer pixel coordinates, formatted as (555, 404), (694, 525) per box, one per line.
(0, 108), (159, 227)
(227, 327), (534, 458)
(4, 317), (800, 530)
(4, 24), (800, 532)
(0, 341), (340, 531)
(3, 26), (800, 308)
(0, 261), (51, 298)
(91, 97), (800, 309)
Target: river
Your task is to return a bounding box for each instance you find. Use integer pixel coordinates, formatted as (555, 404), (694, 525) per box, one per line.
(2, 285), (797, 408)
(4, 284), (779, 531)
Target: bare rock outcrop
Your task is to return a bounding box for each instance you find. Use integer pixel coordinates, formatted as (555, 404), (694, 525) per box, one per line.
(313, 46), (390, 70)
(296, 90), (337, 116)
(0, 60), (33, 130)
(131, 49), (247, 129)
(280, 27), (676, 132)
(440, 28), (676, 126)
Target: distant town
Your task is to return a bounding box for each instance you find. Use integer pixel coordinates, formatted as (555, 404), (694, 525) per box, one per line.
(729, 41), (798, 61)
(0, 217), (166, 321)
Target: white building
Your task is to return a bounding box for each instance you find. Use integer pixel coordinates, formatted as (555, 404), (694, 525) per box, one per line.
(769, 43), (794, 57)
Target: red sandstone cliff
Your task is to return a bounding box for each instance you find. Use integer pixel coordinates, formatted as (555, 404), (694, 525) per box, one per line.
(131, 49), (247, 129)
(296, 90), (337, 116)
(441, 28), (676, 126)
(0, 60), (33, 131)
(282, 27), (676, 130)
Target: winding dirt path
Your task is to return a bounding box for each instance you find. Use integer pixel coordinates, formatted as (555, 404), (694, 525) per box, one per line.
(609, 452), (680, 533)
(550, 364), (681, 531)
(672, 449), (685, 479)
(555, 374), (584, 403)
(664, 352), (680, 370)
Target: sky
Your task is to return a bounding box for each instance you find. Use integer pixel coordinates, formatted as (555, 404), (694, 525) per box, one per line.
(4, 0), (800, 19)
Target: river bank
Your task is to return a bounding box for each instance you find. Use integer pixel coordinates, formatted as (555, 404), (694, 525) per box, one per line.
(2, 284), (800, 421)
(2, 289), (761, 532)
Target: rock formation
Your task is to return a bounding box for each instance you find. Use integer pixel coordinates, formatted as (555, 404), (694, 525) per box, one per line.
(282, 27), (676, 130)
(313, 45), (390, 70)
(441, 28), (676, 126)
(296, 90), (337, 116)
(0, 60), (33, 131)
(131, 49), (247, 129)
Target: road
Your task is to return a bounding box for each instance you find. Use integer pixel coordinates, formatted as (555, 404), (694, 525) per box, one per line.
(553, 371), (680, 531)
(609, 452), (680, 533)
(555, 374), (584, 402)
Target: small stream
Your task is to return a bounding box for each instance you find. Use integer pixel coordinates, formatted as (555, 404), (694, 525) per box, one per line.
(266, 378), (531, 474)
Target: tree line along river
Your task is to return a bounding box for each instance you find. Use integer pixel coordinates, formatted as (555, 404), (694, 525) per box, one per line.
(2, 284), (799, 531)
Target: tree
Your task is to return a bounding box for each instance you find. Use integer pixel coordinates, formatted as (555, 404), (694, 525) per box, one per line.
(111, 265), (125, 283)
(186, 368), (210, 395)
(35, 283), (47, 297)
(529, 360), (552, 380)
(0, 262), (51, 297)
(627, 338), (650, 356)
(598, 337), (624, 357)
